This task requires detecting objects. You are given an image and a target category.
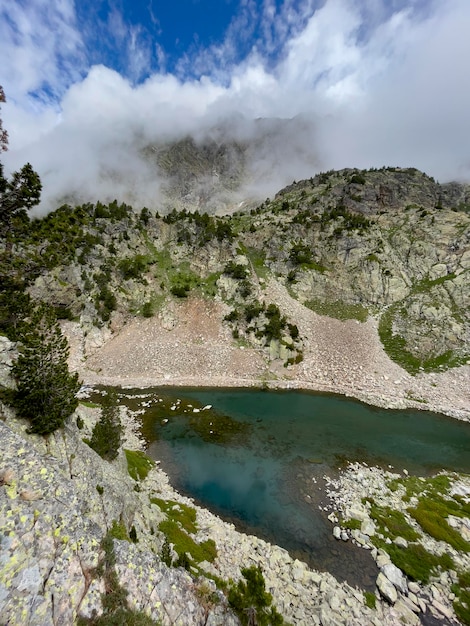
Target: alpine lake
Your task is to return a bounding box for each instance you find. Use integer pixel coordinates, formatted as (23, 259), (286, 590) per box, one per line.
(87, 387), (470, 590)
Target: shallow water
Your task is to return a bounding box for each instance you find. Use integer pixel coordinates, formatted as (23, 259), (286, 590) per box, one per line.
(90, 387), (470, 588)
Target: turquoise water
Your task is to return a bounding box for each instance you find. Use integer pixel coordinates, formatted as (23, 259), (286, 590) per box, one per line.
(93, 387), (470, 587)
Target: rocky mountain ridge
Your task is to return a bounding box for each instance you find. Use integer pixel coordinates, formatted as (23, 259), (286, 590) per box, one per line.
(8, 166), (469, 376)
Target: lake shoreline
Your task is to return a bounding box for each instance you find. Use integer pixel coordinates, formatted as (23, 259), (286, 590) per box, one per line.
(64, 294), (470, 425)
(81, 383), (470, 626)
(81, 371), (470, 423)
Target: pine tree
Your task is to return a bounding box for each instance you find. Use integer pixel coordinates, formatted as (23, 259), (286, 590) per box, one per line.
(0, 86), (41, 240)
(89, 392), (123, 461)
(228, 565), (286, 626)
(11, 304), (81, 435)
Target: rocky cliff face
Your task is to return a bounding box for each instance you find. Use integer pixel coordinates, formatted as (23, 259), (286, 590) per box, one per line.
(16, 167), (470, 375)
(0, 394), (242, 625)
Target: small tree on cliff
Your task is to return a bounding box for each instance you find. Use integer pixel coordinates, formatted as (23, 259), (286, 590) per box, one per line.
(89, 392), (123, 461)
(228, 565), (285, 626)
(11, 304), (81, 435)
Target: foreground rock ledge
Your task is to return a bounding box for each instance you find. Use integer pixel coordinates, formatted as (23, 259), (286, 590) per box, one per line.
(0, 400), (448, 626)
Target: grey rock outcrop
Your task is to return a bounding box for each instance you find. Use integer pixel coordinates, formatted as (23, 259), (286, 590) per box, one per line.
(0, 410), (238, 625)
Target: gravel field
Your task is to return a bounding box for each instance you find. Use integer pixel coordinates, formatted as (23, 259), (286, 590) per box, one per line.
(65, 280), (470, 422)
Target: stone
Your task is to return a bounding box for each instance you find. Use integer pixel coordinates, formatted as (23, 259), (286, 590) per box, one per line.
(408, 581), (420, 594)
(393, 536), (408, 548)
(376, 551), (391, 568)
(347, 504), (368, 522)
(360, 519), (376, 537)
(333, 526), (341, 540)
(394, 599), (421, 625)
(376, 572), (397, 604)
(432, 599), (454, 620)
(381, 563), (408, 595)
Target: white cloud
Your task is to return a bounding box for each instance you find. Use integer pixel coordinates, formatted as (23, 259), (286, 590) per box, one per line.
(2, 0), (470, 213)
(0, 0), (84, 105)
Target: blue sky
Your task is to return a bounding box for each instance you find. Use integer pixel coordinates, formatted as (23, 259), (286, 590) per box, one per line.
(1, 0), (470, 210)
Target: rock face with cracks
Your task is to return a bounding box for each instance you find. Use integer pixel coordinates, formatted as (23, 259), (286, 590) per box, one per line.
(0, 408), (237, 625)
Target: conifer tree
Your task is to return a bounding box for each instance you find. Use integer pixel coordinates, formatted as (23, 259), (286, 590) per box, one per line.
(228, 565), (285, 626)
(89, 392), (123, 461)
(11, 304), (81, 435)
(0, 86), (42, 239)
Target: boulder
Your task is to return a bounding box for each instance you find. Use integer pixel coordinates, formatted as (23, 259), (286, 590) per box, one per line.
(376, 572), (397, 604)
(381, 562), (408, 595)
(393, 536), (408, 548)
(360, 519), (376, 537)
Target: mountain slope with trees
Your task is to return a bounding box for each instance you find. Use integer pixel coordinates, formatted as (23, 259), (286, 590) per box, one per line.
(2, 166), (469, 379)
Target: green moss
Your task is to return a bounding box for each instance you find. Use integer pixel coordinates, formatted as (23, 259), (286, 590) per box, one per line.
(188, 410), (250, 444)
(364, 591), (376, 609)
(379, 304), (469, 374)
(413, 273), (457, 293)
(408, 498), (470, 552)
(372, 540), (453, 584)
(454, 570), (470, 626)
(378, 306), (422, 374)
(369, 504), (420, 541)
(341, 518), (361, 531)
(304, 299), (368, 322)
(158, 520), (217, 564)
(387, 474), (451, 502)
(124, 449), (155, 481)
(200, 271), (221, 298)
(151, 498), (198, 534)
(109, 520), (129, 541)
(237, 244), (269, 280)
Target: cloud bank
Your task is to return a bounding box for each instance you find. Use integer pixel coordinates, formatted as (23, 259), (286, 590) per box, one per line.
(1, 0), (470, 213)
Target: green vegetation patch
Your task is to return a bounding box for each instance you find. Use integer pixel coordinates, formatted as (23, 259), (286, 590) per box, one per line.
(124, 449), (155, 481)
(453, 570), (470, 626)
(237, 243), (269, 280)
(108, 519), (129, 541)
(158, 519), (217, 564)
(368, 504), (420, 542)
(340, 518), (361, 531)
(118, 254), (151, 280)
(151, 498), (198, 534)
(189, 410), (250, 444)
(304, 299), (368, 322)
(80, 400), (100, 409)
(363, 591), (376, 610)
(387, 474), (452, 502)
(228, 565), (288, 626)
(408, 497), (470, 552)
(152, 496), (216, 567)
(372, 540), (453, 584)
(378, 305), (468, 374)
